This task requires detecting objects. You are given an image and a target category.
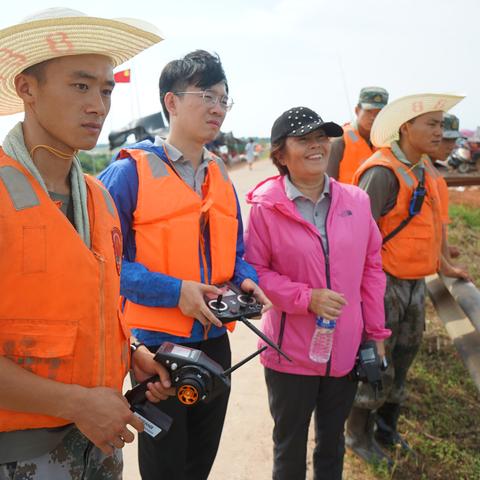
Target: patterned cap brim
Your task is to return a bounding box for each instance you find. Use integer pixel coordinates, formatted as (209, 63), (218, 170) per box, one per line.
(288, 121), (343, 139)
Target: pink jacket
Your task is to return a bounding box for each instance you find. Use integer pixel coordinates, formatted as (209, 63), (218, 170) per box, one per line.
(245, 175), (390, 377)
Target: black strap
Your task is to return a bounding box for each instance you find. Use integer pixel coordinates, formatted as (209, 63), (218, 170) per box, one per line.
(382, 215), (415, 244)
(382, 167), (426, 245)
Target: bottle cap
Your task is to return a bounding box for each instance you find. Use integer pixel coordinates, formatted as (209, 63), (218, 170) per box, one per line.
(316, 317), (336, 329)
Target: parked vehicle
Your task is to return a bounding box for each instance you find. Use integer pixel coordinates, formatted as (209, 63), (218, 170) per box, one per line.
(448, 138), (478, 173)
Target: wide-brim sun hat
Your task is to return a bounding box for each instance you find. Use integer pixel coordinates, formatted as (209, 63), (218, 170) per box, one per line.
(0, 7), (163, 116)
(370, 93), (465, 148)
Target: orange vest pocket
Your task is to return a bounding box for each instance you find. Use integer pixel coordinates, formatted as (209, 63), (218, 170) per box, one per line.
(0, 319), (78, 382)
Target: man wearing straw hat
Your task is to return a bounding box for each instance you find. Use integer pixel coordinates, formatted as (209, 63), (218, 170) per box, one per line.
(327, 86), (388, 184)
(0, 8), (173, 479)
(346, 93), (469, 464)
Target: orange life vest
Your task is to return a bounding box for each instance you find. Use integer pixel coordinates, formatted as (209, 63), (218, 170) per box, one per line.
(353, 148), (442, 279)
(338, 123), (375, 184)
(0, 149), (129, 432)
(425, 158), (450, 224)
(119, 147), (238, 336)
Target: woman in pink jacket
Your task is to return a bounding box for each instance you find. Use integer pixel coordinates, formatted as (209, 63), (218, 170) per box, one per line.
(244, 107), (390, 480)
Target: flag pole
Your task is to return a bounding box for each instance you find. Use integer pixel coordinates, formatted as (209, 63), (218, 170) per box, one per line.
(134, 70), (142, 120)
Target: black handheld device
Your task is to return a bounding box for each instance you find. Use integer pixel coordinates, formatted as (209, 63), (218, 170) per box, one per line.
(351, 340), (386, 398)
(408, 182), (426, 216)
(125, 342), (270, 439)
(125, 374), (173, 440)
(204, 282), (263, 321)
(125, 342), (232, 439)
(205, 282), (291, 362)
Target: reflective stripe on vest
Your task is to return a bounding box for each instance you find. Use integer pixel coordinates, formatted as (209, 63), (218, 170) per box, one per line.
(352, 148), (442, 279)
(0, 149), (128, 432)
(146, 151), (169, 178)
(346, 129), (359, 143)
(0, 165), (39, 210)
(120, 147), (238, 336)
(338, 124), (374, 184)
(396, 165), (415, 188)
(213, 155), (229, 181)
(99, 184), (116, 217)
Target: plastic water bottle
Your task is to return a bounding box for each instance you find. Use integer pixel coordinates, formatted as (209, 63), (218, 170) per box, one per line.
(309, 317), (336, 363)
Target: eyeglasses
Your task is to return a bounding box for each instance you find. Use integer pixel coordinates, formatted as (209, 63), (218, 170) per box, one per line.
(173, 90), (234, 111)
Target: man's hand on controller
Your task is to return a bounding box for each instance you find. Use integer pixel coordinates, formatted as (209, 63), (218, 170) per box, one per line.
(179, 280), (223, 328)
(240, 278), (272, 314)
(131, 346), (176, 402)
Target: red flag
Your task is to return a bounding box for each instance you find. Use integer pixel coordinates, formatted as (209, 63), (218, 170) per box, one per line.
(114, 69), (131, 83)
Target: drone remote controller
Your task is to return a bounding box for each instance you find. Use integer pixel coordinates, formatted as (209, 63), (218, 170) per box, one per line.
(204, 282), (263, 322)
(125, 342), (231, 440)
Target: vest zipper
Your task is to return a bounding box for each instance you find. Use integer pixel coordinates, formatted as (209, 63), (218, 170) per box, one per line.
(93, 251), (106, 386)
(199, 218), (210, 339)
(199, 218), (209, 283)
(317, 201), (332, 376)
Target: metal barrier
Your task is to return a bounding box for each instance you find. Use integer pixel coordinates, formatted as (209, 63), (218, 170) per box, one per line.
(441, 276), (480, 334)
(444, 173), (480, 187)
(426, 274), (480, 393)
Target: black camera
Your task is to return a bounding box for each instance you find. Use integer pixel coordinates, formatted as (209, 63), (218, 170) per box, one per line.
(351, 340), (387, 398)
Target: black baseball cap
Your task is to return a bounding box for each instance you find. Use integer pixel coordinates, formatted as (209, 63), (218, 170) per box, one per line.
(271, 107), (343, 144)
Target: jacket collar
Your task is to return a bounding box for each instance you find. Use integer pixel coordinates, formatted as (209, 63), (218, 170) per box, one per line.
(246, 174), (341, 235)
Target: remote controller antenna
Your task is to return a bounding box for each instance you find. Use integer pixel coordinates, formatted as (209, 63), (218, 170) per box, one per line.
(223, 346), (268, 376)
(237, 316), (292, 362)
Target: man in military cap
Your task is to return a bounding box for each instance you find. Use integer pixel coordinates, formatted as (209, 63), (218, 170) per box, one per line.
(327, 86), (388, 183)
(435, 113), (461, 167)
(345, 94), (470, 466)
(429, 113), (464, 261)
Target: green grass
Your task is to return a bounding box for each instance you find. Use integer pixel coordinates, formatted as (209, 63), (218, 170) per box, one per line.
(449, 204), (480, 230)
(447, 205), (480, 283)
(344, 202), (480, 480)
(402, 328), (480, 479)
(348, 325), (480, 480)
(78, 151), (111, 175)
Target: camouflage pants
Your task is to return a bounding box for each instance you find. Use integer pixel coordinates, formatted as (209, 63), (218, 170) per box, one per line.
(0, 427), (123, 480)
(354, 273), (426, 410)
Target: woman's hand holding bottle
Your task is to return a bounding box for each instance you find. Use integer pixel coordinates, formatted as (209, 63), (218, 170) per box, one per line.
(309, 289), (347, 320)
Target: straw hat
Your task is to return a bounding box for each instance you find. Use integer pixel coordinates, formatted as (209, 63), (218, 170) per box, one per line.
(370, 93), (465, 148)
(0, 7), (163, 116)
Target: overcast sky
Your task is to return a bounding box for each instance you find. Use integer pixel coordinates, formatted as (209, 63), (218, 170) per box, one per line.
(1, 0), (478, 144)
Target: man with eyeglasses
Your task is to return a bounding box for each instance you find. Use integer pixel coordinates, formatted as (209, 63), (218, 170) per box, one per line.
(99, 49), (270, 480)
